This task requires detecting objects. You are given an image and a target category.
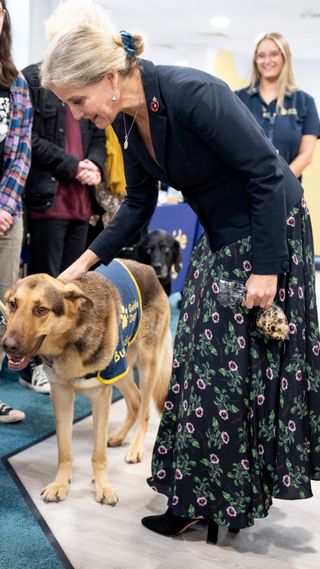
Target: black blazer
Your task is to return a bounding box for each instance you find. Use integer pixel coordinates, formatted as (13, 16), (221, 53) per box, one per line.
(91, 60), (303, 274)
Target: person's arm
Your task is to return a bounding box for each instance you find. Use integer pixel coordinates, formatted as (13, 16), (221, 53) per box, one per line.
(289, 134), (318, 178)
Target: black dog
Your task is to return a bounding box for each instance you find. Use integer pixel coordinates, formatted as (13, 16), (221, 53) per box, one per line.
(119, 229), (181, 296)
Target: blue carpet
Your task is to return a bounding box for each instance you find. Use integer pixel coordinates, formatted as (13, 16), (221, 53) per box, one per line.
(0, 295), (181, 569)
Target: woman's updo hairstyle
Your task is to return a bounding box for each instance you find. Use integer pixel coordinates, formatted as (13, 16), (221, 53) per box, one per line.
(41, 25), (145, 89)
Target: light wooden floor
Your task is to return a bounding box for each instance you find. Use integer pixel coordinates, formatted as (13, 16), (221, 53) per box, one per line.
(8, 272), (320, 569)
(9, 400), (320, 569)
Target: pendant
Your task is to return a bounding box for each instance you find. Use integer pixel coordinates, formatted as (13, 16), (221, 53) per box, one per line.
(150, 97), (159, 112)
(124, 137), (128, 150)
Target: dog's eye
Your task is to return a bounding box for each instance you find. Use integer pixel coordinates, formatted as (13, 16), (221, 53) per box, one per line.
(146, 247), (153, 255)
(8, 300), (16, 312)
(35, 306), (49, 317)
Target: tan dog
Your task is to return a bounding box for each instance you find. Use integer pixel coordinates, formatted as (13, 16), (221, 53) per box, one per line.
(2, 260), (173, 505)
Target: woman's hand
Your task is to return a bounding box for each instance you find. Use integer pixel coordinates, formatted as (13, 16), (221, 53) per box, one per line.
(58, 250), (100, 281)
(243, 273), (278, 310)
(0, 209), (13, 236)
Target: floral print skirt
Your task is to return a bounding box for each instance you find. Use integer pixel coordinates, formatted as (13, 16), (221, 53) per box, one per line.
(147, 198), (320, 528)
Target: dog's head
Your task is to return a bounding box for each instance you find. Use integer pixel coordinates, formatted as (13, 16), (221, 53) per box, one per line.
(136, 230), (182, 280)
(1, 273), (93, 371)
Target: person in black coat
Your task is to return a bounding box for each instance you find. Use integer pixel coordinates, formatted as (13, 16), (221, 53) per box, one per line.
(40, 22), (320, 541)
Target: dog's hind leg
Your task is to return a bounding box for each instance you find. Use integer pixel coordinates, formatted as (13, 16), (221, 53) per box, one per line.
(108, 366), (141, 448)
(90, 385), (118, 505)
(41, 383), (74, 502)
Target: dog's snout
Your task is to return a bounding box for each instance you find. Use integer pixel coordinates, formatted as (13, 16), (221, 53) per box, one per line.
(2, 335), (19, 354)
(152, 263), (163, 275)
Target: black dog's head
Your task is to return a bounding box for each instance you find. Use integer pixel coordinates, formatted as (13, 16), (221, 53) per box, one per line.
(136, 230), (182, 295)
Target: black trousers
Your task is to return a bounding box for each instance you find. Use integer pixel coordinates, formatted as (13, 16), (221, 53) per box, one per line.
(27, 218), (89, 277)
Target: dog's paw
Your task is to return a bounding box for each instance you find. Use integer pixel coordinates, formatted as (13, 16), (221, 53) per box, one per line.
(95, 484), (118, 506)
(107, 433), (124, 447)
(125, 445), (144, 464)
(41, 481), (69, 502)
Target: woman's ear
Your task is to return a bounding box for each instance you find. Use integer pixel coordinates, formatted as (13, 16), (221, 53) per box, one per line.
(105, 71), (118, 91)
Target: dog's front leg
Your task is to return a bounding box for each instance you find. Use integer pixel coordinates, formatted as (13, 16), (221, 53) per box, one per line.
(41, 382), (74, 502)
(91, 385), (118, 505)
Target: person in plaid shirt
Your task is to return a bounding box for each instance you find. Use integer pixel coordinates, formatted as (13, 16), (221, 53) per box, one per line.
(0, 0), (32, 423)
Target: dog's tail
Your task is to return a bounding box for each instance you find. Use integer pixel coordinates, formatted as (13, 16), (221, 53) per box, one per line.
(153, 319), (173, 413)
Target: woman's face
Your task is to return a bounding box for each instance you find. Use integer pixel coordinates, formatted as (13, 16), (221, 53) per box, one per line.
(52, 74), (117, 128)
(255, 38), (284, 81)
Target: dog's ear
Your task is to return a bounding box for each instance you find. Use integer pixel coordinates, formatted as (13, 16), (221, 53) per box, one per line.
(63, 283), (94, 310)
(172, 240), (182, 273)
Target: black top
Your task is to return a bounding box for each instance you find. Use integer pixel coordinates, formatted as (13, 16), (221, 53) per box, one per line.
(89, 60), (303, 275)
(235, 86), (320, 165)
(0, 86), (10, 179)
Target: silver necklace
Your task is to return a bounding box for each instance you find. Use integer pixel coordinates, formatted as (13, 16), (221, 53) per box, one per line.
(122, 90), (142, 150)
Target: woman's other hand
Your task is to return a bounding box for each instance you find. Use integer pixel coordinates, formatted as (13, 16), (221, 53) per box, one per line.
(58, 250), (100, 280)
(243, 273), (278, 310)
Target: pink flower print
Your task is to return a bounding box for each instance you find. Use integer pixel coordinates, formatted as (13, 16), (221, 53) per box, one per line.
(219, 410), (229, 420)
(302, 328), (306, 340)
(200, 287), (205, 297)
(228, 361), (238, 371)
(205, 329), (213, 340)
(241, 459), (250, 470)
(150, 485), (158, 492)
(190, 294), (195, 305)
(172, 495), (179, 506)
(257, 394), (265, 405)
(197, 379), (206, 390)
(279, 288), (285, 302)
(186, 422), (195, 433)
(281, 377), (288, 390)
(288, 287), (294, 297)
(173, 359), (180, 368)
(175, 469), (183, 480)
(248, 407), (254, 419)
(184, 380), (188, 389)
(292, 254), (299, 265)
(282, 475), (291, 487)
(289, 323), (297, 334)
(298, 287), (304, 299)
(183, 400), (188, 411)
(172, 383), (180, 394)
(266, 367), (273, 380)
(195, 407), (204, 418)
(312, 344), (319, 356)
(221, 431), (230, 444)
(157, 469), (166, 480)
(177, 423), (182, 432)
(210, 454), (219, 464)
(234, 313), (244, 324)
(287, 216), (295, 226)
(295, 370), (302, 381)
(212, 282), (220, 294)
(212, 312), (220, 323)
(258, 444), (264, 455)
(197, 497), (207, 506)
(164, 401), (174, 410)
(183, 312), (188, 322)
(237, 336), (246, 349)
(194, 269), (200, 279)
(288, 420), (296, 432)
(226, 506), (237, 517)
(243, 260), (252, 272)
(301, 196), (306, 208)
(158, 445), (168, 454)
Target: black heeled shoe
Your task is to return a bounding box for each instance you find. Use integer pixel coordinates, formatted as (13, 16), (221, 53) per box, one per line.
(141, 507), (198, 537)
(206, 520), (240, 544)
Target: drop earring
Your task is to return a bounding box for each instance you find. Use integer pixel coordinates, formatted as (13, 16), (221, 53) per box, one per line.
(111, 92), (117, 102)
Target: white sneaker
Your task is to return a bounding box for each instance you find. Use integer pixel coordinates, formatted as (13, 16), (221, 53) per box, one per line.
(19, 363), (51, 394)
(0, 400), (25, 423)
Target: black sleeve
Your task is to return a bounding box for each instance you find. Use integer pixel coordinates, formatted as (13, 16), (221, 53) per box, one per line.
(85, 124), (107, 179)
(177, 80), (289, 274)
(89, 149), (158, 265)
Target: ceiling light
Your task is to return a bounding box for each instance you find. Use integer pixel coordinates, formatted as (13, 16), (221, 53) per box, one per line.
(209, 16), (230, 27)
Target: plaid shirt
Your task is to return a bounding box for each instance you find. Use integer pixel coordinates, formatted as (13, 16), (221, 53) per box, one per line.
(0, 72), (33, 219)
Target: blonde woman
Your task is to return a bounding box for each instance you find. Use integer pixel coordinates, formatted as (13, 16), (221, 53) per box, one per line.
(39, 17), (320, 540)
(236, 32), (320, 179)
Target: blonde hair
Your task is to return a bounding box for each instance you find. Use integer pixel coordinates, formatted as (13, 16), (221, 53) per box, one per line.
(249, 32), (298, 110)
(45, 0), (115, 41)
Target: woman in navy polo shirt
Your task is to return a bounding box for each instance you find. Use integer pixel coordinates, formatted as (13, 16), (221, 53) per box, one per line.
(236, 32), (320, 179)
